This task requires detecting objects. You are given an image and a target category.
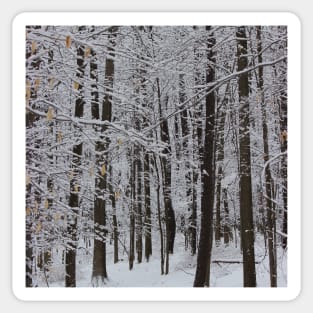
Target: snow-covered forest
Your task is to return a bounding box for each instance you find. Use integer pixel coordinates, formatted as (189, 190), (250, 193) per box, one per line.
(25, 25), (288, 288)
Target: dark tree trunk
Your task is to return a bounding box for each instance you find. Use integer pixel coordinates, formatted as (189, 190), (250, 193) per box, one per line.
(215, 166), (222, 246)
(174, 114), (181, 162)
(190, 164), (197, 256)
(237, 26), (256, 287)
(193, 27), (216, 287)
(92, 26), (117, 284)
(25, 179), (33, 287)
(150, 25), (176, 268)
(90, 44), (108, 283)
(156, 79), (176, 272)
(144, 152), (152, 261)
(25, 25), (42, 287)
(65, 31), (85, 287)
(110, 167), (119, 264)
(135, 147), (143, 264)
(223, 188), (232, 245)
(154, 155), (165, 274)
(278, 40), (288, 250)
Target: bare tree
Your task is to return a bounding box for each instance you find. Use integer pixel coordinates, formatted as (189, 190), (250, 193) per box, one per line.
(66, 27), (86, 287)
(237, 26), (256, 287)
(92, 26), (118, 285)
(194, 26), (216, 287)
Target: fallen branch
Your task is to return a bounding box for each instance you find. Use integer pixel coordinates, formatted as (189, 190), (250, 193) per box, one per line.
(212, 260), (261, 264)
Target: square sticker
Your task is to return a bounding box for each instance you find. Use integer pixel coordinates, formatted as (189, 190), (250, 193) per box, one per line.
(12, 12), (301, 301)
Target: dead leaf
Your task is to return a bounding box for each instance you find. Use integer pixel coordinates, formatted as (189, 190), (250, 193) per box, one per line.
(73, 81), (80, 90)
(34, 201), (39, 214)
(34, 78), (40, 92)
(49, 77), (55, 88)
(280, 130), (288, 143)
(26, 174), (31, 186)
(26, 80), (31, 103)
(114, 191), (120, 200)
(57, 131), (62, 143)
(54, 213), (60, 222)
(36, 222), (42, 234)
(68, 171), (74, 180)
(46, 107), (54, 121)
(31, 41), (36, 54)
(66, 35), (71, 48)
(85, 47), (91, 58)
(26, 207), (31, 216)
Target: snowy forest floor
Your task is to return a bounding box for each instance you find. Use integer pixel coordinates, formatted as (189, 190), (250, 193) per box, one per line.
(37, 233), (287, 287)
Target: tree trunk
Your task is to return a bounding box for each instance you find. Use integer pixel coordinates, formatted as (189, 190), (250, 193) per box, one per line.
(256, 26), (277, 286)
(109, 166), (119, 264)
(193, 26), (216, 287)
(135, 147), (143, 264)
(154, 155), (165, 274)
(179, 74), (195, 253)
(129, 148), (135, 270)
(144, 152), (152, 261)
(65, 31), (85, 287)
(214, 86), (228, 246)
(223, 188), (232, 245)
(151, 25), (176, 265)
(25, 25), (42, 287)
(237, 26), (256, 287)
(156, 80), (176, 273)
(278, 52), (288, 250)
(92, 26), (117, 284)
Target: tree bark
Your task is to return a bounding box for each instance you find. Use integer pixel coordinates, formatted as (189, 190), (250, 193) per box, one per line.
(109, 166), (119, 264)
(65, 29), (85, 287)
(144, 152), (152, 261)
(179, 74), (195, 254)
(193, 26), (216, 287)
(277, 30), (288, 250)
(154, 155), (165, 274)
(92, 26), (118, 284)
(156, 80), (176, 274)
(25, 25), (42, 287)
(129, 147), (135, 271)
(237, 26), (256, 287)
(135, 147), (143, 264)
(214, 85), (229, 246)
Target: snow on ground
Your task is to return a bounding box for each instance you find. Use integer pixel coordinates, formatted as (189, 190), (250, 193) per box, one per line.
(40, 233), (287, 287)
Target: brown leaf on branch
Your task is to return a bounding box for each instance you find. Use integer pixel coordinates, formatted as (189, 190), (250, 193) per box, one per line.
(26, 207), (32, 216)
(73, 81), (80, 90)
(85, 47), (91, 58)
(34, 78), (40, 92)
(280, 130), (288, 143)
(46, 107), (54, 121)
(31, 41), (36, 54)
(66, 35), (71, 48)
(26, 80), (31, 105)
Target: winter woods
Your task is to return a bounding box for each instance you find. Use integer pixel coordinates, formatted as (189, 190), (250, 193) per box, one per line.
(25, 25), (288, 287)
